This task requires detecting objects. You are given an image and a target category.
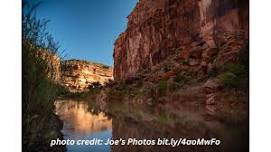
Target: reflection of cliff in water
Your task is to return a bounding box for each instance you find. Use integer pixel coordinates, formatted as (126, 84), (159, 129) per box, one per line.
(111, 117), (212, 152)
(55, 100), (112, 134)
(55, 99), (248, 152)
(109, 106), (248, 152)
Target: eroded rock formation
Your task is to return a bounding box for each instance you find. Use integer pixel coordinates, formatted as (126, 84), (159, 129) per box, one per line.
(113, 0), (248, 80)
(61, 59), (113, 92)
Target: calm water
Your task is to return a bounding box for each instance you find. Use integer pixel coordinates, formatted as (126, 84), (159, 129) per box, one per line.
(54, 99), (247, 152)
(55, 100), (112, 152)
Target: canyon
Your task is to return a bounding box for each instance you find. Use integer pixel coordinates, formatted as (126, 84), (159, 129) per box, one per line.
(23, 0), (249, 151)
(113, 0), (248, 81)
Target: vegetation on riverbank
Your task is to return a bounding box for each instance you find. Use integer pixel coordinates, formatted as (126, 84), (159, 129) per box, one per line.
(22, 1), (66, 151)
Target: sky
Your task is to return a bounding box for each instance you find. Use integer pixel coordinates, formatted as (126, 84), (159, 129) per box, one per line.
(31, 0), (138, 66)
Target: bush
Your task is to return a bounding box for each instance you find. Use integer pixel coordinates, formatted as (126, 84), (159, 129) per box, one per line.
(162, 64), (171, 72)
(22, 1), (66, 151)
(23, 42), (61, 117)
(218, 72), (239, 88)
(181, 60), (189, 65)
(218, 62), (248, 88)
(157, 80), (168, 96)
(225, 63), (246, 76)
(88, 81), (102, 89)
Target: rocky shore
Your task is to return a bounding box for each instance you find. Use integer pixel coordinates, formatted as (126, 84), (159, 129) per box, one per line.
(23, 112), (66, 152)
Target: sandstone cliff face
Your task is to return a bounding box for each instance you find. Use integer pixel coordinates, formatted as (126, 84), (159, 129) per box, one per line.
(113, 0), (248, 80)
(61, 60), (113, 92)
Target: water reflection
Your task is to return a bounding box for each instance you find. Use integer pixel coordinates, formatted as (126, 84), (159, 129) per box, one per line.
(55, 100), (112, 152)
(55, 99), (248, 152)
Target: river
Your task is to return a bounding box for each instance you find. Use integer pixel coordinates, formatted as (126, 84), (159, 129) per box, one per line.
(54, 98), (247, 152)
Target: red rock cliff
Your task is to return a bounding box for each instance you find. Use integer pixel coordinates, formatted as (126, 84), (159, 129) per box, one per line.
(113, 0), (248, 80)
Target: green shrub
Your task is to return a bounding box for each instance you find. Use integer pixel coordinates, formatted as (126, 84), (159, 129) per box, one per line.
(181, 60), (189, 65)
(162, 64), (170, 72)
(218, 62), (248, 88)
(23, 0), (63, 133)
(157, 80), (168, 96)
(225, 63), (246, 76)
(22, 1), (66, 151)
(218, 72), (239, 88)
(23, 43), (59, 117)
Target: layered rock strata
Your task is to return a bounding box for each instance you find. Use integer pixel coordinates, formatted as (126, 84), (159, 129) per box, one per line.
(61, 59), (113, 92)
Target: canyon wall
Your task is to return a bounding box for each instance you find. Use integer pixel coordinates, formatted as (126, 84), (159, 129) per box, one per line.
(35, 51), (113, 92)
(113, 0), (249, 80)
(61, 60), (113, 92)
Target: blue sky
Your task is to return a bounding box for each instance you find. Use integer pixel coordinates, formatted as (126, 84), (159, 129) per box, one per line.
(32, 0), (138, 66)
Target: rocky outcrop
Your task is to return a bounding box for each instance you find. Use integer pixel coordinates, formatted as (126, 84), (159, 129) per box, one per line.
(204, 78), (222, 105)
(61, 59), (113, 92)
(113, 0), (248, 80)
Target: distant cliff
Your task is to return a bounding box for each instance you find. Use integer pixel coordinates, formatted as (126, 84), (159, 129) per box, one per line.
(61, 59), (113, 92)
(113, 0), (248, 80)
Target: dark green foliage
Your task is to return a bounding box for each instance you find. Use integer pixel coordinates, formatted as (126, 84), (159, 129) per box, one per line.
(181, 59), (189, 65)
(144, 80), (168, 101)
(162, 64), (170, 72)
(64, 59), (111, 69)
(23, 0), (61, 117)
(218, 72), (238, 88)
(217, 43), (248, 88)
(88, 81), (102, 89)
(23, 1), (65, 151)
(224, 63), (246, 76)
(157, 80), (168, 96)
(239, 43), (249, 70)
(218, 63), (248, 88)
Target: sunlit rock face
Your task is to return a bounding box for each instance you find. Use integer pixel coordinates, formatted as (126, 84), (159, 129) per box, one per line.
(61, 59), (113, 92)
(113, 0), (248, 80)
